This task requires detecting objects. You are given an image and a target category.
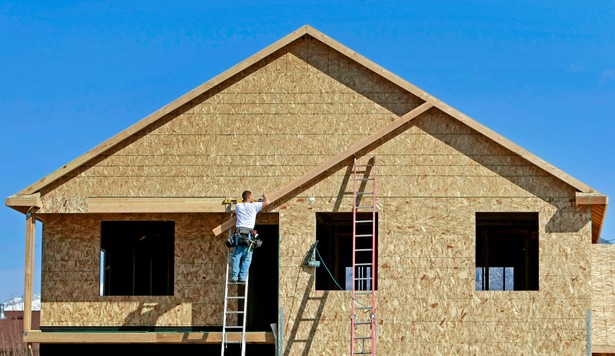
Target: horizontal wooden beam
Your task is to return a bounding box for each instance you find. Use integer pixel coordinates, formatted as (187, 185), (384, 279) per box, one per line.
(592, 344), (615, 353)
(88, 197), (228, 213)
(212, 101), (434, 236)
(576, 192), (608, 205)
(23, 330), (274, 344)
(5, 194), (42, 208)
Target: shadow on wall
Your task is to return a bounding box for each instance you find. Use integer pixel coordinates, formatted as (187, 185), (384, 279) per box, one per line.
(415, 112), (589, 234)
(120, 301), (179, 329)
(284, 271), (328, 356)
(286, 36), (423, 117)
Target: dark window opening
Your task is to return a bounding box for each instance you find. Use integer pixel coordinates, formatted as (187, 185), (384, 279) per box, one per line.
(475, 212), (539, 291)
(315, 212), (378, 291)
(101, 221), (175, 296)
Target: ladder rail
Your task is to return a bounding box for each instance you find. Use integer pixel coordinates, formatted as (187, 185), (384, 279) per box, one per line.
(221, 208), (249, 356)
(351, 157), (377, 356)
(221, 244), (231, 355)
(371, 158), (377, 355)
(240, 275), (249, 354)
(351, 157), (357, 356)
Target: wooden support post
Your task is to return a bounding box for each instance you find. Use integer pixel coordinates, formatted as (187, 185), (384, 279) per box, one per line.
(23, 208), (36, 333)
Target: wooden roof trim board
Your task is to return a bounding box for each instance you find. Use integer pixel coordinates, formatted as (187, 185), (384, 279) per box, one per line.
(303, 26), (594, 194)
(592, 345), (615, 354)
(16, 26), (312, 197)
(576, 192), (608, 243)
(212, 101), (434, 236)
(592, 204), (608, 244)
(14, 25), (598, 197)
(576, 192), (609, 206)
(87, 197), (229, 213)
(5, 194), (42, 208)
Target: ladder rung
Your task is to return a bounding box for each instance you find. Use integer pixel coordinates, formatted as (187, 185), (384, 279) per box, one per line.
(354, 321), (371, 325)
(355, 263), (372, 266)
(354, 291), (372, 295)
(358, 178), (374, 181)
(355, 206), (374, 209)
(355, 234), (373, 237)
(354, 336), (371, 340)
(355, 248), (373, 252)
(225, 311), (245, 314)
(354, 277), (372, 280)
(353, 352), (372, 355)
(224, 325), (244, 329)
(355, 192), (373, 195)
(354, 164), (373, 167)
(355, 220), (373, 223)
(356, 306), (372, 310)
(227, 296), (245, 299)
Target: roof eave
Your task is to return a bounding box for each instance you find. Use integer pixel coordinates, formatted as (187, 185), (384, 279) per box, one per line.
(13, 24), (598, 199)
(576, 192), (609, 243)
(6, 194), (42, 214)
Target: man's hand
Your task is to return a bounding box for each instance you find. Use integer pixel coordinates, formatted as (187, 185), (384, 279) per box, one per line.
(262, 193), (271, 207)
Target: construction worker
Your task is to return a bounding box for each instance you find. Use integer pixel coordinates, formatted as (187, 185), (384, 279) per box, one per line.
(231, 191), (270, 282)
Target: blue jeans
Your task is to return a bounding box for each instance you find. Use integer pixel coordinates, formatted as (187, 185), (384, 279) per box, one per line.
(231, 244), (253, 281)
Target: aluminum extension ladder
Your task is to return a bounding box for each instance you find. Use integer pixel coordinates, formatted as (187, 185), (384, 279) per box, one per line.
(221, 211), (249, 356)
(351, 157), (377, 356)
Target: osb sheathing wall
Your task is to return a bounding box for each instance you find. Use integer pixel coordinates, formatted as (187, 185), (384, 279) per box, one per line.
(592, 244), (615, 348)
(37, 37), (592, 354)
(41, 212), (278, 327)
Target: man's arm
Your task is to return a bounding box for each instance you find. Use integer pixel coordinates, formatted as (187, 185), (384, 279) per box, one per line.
(261, 193), (270, 208)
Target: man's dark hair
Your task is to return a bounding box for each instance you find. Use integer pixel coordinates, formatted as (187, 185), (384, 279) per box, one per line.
(242, 191), (252, 201)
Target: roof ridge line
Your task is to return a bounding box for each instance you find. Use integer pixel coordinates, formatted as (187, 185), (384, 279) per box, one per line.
(16, 24), (595, 196)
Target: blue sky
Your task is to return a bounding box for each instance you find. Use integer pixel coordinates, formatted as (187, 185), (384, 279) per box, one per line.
(1, 1), (614, 301)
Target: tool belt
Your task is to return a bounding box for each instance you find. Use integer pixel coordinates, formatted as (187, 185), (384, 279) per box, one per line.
(225, 228), (262, 248)
(236, 228), (252, 246)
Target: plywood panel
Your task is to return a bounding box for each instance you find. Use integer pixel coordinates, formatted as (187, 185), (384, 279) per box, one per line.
(277, 188), (590, 354)
(40, 213), (257, 327)
(592, 244), (615, 348)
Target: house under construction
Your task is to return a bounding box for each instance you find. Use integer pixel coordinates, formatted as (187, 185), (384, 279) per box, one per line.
(6, 25), (614, 355)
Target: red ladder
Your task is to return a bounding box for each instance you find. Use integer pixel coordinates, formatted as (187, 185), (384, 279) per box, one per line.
(351, 157), (377, 356)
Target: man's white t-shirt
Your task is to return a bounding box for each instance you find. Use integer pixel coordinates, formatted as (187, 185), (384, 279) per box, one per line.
(235, 202), (263, 229)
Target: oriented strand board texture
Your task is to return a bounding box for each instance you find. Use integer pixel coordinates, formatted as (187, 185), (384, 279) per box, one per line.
(280, 196), (591, 356)
(591, 244), (615, 348)
(41, 212), (276, 327)
(36, 36), (594, 354)
(37, 37), (421, 212)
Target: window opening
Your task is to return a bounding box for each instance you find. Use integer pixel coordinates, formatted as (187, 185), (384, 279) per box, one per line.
(475, 212), (538, 291)
(101, 221), (174, 296)
(315, 212), (378, 291)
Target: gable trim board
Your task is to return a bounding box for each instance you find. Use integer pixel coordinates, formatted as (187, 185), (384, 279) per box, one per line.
(6, 25), (607, 239)
(87, 197), (229, 213)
